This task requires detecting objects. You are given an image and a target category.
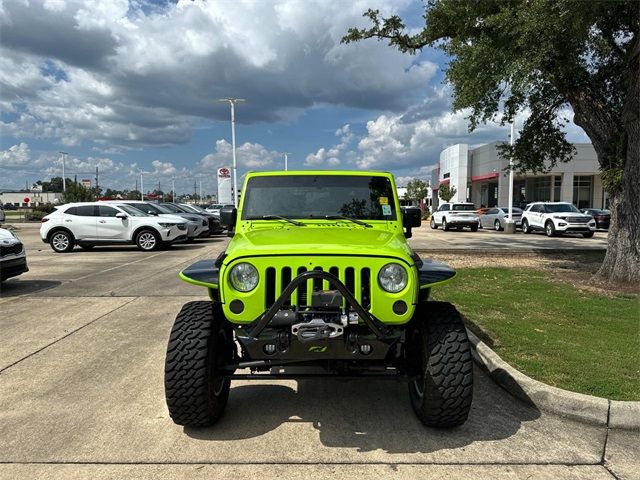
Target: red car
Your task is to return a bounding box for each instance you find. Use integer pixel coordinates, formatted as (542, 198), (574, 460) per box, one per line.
(581, 208), (610, 229)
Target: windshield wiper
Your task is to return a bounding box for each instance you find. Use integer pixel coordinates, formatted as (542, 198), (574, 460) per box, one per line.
(261, 215), (304, 226)
(324, 215), (372, 228)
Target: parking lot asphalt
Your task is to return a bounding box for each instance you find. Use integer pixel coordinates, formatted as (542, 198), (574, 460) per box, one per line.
(1, 224), (636, 479)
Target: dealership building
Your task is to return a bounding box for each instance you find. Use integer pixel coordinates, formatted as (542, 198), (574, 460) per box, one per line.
(430, 142), (605, 211)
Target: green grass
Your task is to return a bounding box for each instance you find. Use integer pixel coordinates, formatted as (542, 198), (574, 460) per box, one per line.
(433, 268), (640, 400)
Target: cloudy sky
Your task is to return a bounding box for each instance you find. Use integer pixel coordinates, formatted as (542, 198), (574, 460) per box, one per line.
(0, 0), (590, 195)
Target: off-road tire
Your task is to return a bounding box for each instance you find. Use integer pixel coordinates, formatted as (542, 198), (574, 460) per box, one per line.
(545, 221), (556, 237)
(430, 218), (438, 229)
(407, 302), (473, 428)
(521, 219), (530, 234)
(583, 231), (594, 238)
(49, 230), (74, 253)
(164, 301), (234, 427)
(135, 229), (160, 251)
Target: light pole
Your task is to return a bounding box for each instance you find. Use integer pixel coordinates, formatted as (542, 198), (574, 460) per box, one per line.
(505, 122), (516, 234)
(283, 152), (291, 171)
(219, 98), (245, 207)
(172, 177), (175, 203)
(59, 152), (68, 192)
(140, 170), (144, 201)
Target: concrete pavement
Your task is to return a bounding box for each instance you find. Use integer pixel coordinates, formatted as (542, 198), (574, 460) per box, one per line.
(0, 225), (635, 479)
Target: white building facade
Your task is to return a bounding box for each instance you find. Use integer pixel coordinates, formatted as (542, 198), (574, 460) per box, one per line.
(0, 192), (63, 207)
(431, 142), (605, 210)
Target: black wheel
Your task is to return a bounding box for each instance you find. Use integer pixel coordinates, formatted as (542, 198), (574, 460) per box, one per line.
(470, 225), (478, 232)
(442, 218), (450, 231)
(521, 219), (530, 234)
(407, 302), (473, 428)
(80, 245), (94, 250)
(494, 220), (502, 231)
(165, 301), (234, 427)
(49, 230), (74, 253)
(135, 229), (160, 251)
(430, 217), (438, 230)
(545, 221), (556, 237)
(583, 231), (594, 238)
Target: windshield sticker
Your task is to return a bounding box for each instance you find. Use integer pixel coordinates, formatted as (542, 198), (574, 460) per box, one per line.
(382, 204), (392, 216)
(379, 197), (389, 205)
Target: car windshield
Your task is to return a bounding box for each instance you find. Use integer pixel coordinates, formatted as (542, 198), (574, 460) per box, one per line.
(118, 204), (149, 216)
(545, 203), (581, 213)
(151, 203), (176, 214)
(452, 204), (476, 211)
(160, 203), (184, 213)
(242, 175), (397, 220)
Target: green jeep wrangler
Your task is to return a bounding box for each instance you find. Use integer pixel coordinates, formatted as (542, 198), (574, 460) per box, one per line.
(164, 171), (473, 428)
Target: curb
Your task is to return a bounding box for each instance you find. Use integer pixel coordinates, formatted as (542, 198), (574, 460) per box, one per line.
(466, 329), (640, 430)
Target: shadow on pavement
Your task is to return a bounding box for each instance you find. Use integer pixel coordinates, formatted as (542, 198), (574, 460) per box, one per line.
(186, 367), (540, 454)
(0, 279), (61, 297)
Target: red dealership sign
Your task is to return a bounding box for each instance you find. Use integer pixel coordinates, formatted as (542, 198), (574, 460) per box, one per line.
(218, 167), (230, 178)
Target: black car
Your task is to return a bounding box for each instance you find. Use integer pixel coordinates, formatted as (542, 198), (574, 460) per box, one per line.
(581, 208), (610, 229)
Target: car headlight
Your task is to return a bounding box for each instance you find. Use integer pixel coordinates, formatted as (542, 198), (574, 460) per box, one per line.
(158, 222), (177, 228)
(378, 263), (408, 293)
(229, 263), (259, 292)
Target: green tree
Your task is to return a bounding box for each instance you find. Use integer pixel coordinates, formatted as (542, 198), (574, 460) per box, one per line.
(343, 1), (639, 285)
(438, 184), (457, 203)
(404, 179), (429, 206)
(62, 181), (93, 203)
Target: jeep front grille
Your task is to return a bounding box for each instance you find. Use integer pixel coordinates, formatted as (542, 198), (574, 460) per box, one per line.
(265, 265), (371, 310)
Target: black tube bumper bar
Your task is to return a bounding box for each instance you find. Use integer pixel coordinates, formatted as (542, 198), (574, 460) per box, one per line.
(247, 270), (392, 339)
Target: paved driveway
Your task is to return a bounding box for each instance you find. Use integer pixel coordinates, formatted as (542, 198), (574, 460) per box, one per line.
(0, 225), (635, 479)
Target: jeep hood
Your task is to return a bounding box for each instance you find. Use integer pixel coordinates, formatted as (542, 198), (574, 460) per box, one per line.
(226, 226), (413, 262)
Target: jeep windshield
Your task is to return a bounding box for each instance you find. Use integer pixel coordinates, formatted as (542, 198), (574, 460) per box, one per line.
(242, 175), (397, 221)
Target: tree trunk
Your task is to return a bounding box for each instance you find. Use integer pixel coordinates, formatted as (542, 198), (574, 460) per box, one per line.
(595, 36), (640, 288)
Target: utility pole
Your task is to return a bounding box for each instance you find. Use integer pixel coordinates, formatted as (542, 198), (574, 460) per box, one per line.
(218, 98), (246, 207)
(95, 166), (99, 197)
(194, 179), (197, 202)
(140, 171), (144, 201)
(59, 152), (68, 192)
(283, 152), (291, 171)
(199, 180), (203, 205)
(172, 177), (175, 203)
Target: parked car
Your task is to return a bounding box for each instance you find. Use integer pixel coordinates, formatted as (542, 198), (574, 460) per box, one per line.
(40, 202), (187, 252)
(521, 202), (596, 237)
(430, 202), (479, 231)
(103, 200), (207, 242)
(0, 227), (28, 281)
(479, 207), (523, 231)
(205, 203), (235, 218)
(3, 203), (18, 211)
(160, 203), (224, 235)
(0, 205), (5, 224)
(581, 208), (610, 230)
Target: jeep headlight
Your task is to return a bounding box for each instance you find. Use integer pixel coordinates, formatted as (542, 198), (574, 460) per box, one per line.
(229, 262), (259, 292)
(378, 263), (408, 293)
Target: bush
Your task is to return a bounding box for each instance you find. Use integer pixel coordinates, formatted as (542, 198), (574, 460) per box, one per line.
(25, 210), (46, 221)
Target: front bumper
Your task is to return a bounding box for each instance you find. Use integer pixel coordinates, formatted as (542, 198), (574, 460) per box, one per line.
(1, 256), (28, 281)
(555, 221), (596, 233)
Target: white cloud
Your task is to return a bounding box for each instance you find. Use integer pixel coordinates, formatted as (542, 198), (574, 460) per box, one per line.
(200, 139), (280, 171)
(305, 123), (353, 166)
(151, 160), (177, 176)
(0, 142), (31, 166)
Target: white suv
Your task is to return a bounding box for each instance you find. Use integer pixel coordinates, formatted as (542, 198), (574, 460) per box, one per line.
(1, 227), (28, 282)
(430, 202), (479, 231)
(40, 202), (188, 253)
(521, 202), (596, 237)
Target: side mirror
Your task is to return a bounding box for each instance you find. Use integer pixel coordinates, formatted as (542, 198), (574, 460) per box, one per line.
(402, 207), (422, 238)
(147, 210), (158, 216)
(220, 206), (237, 236)
(115, 212), (127, 219)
